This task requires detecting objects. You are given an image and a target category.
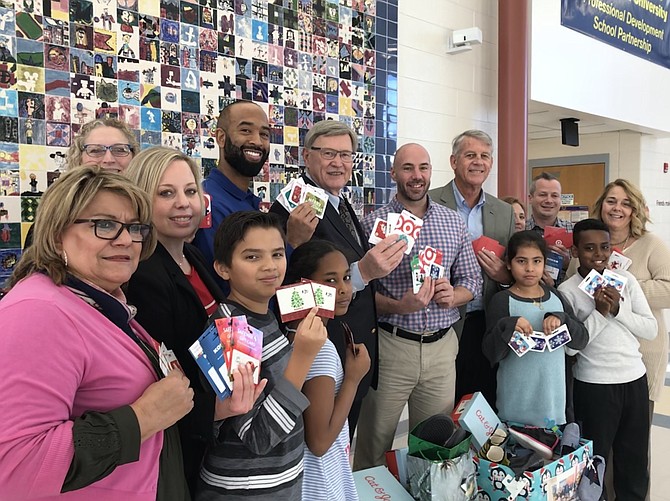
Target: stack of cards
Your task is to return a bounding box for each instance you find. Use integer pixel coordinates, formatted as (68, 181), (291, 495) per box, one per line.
(472, 235), (505, 259)
(188, 315), (263, 399)
(277, 178), (330, 219)
(410, 245), (446, 293)
(158, 343), (183, 377)
(508, 325), (572, 357)
(577, 268), (628, 298)
(543, 226), (573, 248)
(275, 280), (337, 322)
(368, 210), (423, 254)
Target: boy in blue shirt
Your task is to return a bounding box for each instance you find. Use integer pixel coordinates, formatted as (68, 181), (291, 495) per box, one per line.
(558, 219), (656, 501)
(196, 211), (327, 500)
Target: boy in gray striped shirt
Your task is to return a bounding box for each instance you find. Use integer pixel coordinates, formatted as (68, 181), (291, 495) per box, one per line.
(196, 211), (327, 500)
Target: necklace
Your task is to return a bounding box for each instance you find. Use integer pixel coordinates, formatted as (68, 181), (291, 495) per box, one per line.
(176, 254), (187, 268)
(511, 285), (544, 310)
(611, 233), (630, 250)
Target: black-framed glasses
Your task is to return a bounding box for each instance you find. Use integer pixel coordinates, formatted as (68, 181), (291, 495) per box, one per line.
(310, 147), (355, 163)
(82, 144), (133, 158)
(74, 219), (152, 242)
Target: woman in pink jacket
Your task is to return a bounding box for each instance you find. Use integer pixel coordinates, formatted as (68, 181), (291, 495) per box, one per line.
(0, 167), (193, 500)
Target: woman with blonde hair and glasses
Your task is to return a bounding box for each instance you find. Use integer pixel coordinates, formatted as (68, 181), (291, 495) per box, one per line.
(0, 167), (193, 500)
(22, 119), (140, 250)
(125, 147), (265, 496)
(67, 118), (139, 173)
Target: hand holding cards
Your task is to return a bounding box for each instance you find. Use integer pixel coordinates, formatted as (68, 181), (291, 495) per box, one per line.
(188, 315), (263, 399)
(277, 178), (329, 218)
(472, 235), (505, 259)
(543, 226), (573, 249)
(276, 280), (337, 322)
(509, 324), (572, 356)
(411, 245), (445, 293)
(368, 210), (423, 254)
(578, 268), (627, 298)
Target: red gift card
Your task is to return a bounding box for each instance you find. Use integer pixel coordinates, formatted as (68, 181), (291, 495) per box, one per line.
(419, 245), (443, 273)
(543, 226), (573, 248)
(472, 235), (505, 259)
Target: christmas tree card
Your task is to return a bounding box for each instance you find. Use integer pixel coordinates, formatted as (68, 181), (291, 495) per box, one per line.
(310, 281), (336, 318)
(276, 282), (317, 322)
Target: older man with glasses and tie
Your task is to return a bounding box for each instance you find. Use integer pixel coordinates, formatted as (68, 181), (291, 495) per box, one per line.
(270, 120), (407, 436)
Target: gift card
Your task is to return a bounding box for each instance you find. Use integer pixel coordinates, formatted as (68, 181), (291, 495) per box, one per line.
(368, 217), (388, 245)
(544, 226), (573, 248)
(545, 251), (563, 281)
(608, 250), (632, 272)
(412, 268), (425, 294)
(508, 331), (535, 357)
(578, 269), (605, 298)
(419, 245), (443, 272)
(158, 342), (183, 376)
(189, 322), (233, 399)
(472, 235), (505, 259)
(276, 282), (317, 322)
(547, 324), (571, 351)
(304, 188), (328, 218)
(529, 332), (547, 352)
(602, 269), (627, 294)
(429, 263), (445, 280)
(288, 182), (305, 207)
(311, 281), (336, 318)
(394, 210), (423, 240)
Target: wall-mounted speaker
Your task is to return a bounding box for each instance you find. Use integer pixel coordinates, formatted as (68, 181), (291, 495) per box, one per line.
(560, 118), (580, 147)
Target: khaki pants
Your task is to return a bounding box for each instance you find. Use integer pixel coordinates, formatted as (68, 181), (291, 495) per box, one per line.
(353, 325), (458, 470)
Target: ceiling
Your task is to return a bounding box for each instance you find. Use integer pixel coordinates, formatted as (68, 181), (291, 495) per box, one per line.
(527, 100), (660, 141)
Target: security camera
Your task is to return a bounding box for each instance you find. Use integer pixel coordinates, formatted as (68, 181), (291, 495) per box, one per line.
(452, 27), (483, 47)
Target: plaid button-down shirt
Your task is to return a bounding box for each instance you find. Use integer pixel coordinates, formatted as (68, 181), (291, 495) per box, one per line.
(362, 197), (482, 333)
(526, 215), (575, 233)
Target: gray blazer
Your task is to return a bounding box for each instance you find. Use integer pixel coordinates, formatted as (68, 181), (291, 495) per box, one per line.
(428, 180), (515, 335)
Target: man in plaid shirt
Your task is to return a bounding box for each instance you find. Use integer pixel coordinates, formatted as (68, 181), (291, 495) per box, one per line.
(353, 143), (482, 470)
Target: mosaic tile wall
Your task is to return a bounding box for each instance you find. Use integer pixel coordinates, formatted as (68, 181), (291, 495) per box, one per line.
(0, 0), (398, 284)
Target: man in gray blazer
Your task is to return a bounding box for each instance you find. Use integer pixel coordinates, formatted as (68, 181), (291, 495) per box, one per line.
(428, 130), (515, 407)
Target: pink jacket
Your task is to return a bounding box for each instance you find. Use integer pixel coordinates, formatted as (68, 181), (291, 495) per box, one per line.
(0, 274), (163, 500)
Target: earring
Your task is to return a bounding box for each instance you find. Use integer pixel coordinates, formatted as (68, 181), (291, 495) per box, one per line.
(62, 250), (68, 267)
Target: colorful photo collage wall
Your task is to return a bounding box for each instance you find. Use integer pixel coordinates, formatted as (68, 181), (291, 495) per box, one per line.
(0, 0), (399, 285)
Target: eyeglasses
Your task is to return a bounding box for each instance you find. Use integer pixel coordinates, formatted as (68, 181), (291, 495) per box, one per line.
(82, 144), (133, 158)
(74, 219), (152, 243)
(310, 147), (355, 163)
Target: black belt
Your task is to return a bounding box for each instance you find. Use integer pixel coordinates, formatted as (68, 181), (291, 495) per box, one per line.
(379, 322), (451, 344)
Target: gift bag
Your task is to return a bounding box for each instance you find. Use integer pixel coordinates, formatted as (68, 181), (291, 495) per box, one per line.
(475, 439), (593, 500)
(406, 450), (477, 501)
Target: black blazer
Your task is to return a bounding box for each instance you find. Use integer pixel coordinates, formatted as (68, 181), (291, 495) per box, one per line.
(269, 174), (379, 401)
(125, 242), (225, 495)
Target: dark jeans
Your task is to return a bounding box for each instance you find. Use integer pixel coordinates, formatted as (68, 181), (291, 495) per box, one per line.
(454, 310), (497, 408)
(574, 375), (649, 501)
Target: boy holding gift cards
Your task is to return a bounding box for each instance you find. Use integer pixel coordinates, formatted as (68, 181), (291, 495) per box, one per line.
(285, 240), (371, 501)
(482, 231), (588, 427)
(558, 219), (657, 501)
(197, 211), (328, 500)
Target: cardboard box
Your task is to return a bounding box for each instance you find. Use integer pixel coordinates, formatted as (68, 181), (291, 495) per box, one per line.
(353, 466), (414, 501)
(450, 392), (502, 449)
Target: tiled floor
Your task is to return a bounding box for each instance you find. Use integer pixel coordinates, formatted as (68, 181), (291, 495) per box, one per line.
(353, 358), (670, 500)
